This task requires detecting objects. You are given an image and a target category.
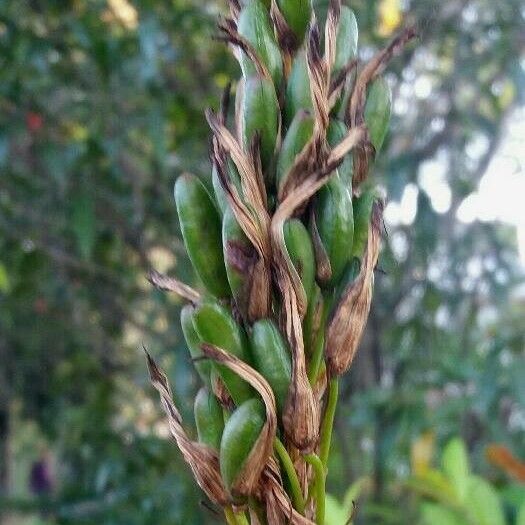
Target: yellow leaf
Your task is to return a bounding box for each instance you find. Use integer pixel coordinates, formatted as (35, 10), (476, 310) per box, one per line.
(378, 0), (402, 37)
(411, 431), (435, 475)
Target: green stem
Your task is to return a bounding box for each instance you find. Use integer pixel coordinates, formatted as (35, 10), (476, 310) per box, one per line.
(307, 330), (325, 385)
(304, 453), (326, 525)
(224, 506), (238, 525)
(235, 512), (250, 525)
(274, 438), (305, 514)
(307, 299), (329, 385)
(319, 378), (339, 469)
(224, 506), (249, 525)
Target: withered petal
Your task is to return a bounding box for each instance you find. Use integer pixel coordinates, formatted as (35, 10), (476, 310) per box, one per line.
(270, 0), (299, 54)
(324, 0), (342, 72)
(147, 270), (201, 304)
(145, 351), (229, 505)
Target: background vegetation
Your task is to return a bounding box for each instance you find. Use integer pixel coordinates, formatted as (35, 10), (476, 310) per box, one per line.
(1, 0), (524, 523)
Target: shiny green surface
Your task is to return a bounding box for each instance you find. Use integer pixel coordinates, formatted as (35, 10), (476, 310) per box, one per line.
(181, 304), (212, 386)
(174, 174), (230, 298)
(314, 172), (354, 285)
(364, 76), (392, 152)
(194, 387), (224, 450)
(284, 218), (316, 303)
(276, 110), (314, 193)
(238, 0), (283, 86)
(333, 7), (358, 74)
(277, 0), (311, 42)
(249, 319), (292, 413)
(240, 76), (280, 171)
(284, 52), (313, 124)
(220, 398), (266, 493)
(193, 299), (254, 405)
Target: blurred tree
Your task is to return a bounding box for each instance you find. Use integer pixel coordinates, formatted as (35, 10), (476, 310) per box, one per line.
(0, 1), (234, 523)
(327, 0), (525, 520)
(0, 0), (524, 524)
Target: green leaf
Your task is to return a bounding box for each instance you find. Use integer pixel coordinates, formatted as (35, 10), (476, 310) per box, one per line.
(342, 476), (370, 517)
(0, 262), (9, 292)
(420, 503), (466, 525)
(325, 477), (369, 525)
(499, 483), (525, 511)
(465, 476), (505, 525)
(442, 438), (470, 502)
(406, 469), (459, 507)
(71, 192), (96, 260)
(517, 501), (525, 525)
(325, 494), (347, 525)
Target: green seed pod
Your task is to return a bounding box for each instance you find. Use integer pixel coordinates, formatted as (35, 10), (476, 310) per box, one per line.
(238, 0), (283, 87)
(175, 174), (230, 298)
(311, 0), (329, 27)
(333, 7), (358, 75)
(193, 299), (254, 405)
(327, 118), (346, 143)
(194, 387), (224, 450)
(313, 172), (354, 286)
(364, 76), (392, 152)
(303, 283), (323, 355)
(283, 218), (315, 303)
(284, 52), (312, 124)
(220, 398), (266, 495)
(327, 118), (353, 184)
(352, 188), (380, 259)
(341, 258), (360, 287)
(249, 319), (292, 414)
(277, 0), (312, 43)
(181, 304), (212, 387)
(334, 257), (360, 303)
(276, 110), (314, 194)
(240, 76), (280, 171)
(222, 206), (255, 316)
(212, 160), (241, 217)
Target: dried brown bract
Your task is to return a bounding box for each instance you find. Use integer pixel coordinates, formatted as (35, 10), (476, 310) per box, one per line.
(325, 201), (384, 376)
(145, 351), (228, 505)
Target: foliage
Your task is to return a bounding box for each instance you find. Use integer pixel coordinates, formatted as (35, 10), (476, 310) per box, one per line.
(325, 477), (369, 525)
(408, 437), (525, 525)
(0, 1), (231, 523)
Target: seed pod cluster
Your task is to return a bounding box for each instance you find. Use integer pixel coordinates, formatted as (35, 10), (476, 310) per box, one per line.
(148, 1), (415, 522)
